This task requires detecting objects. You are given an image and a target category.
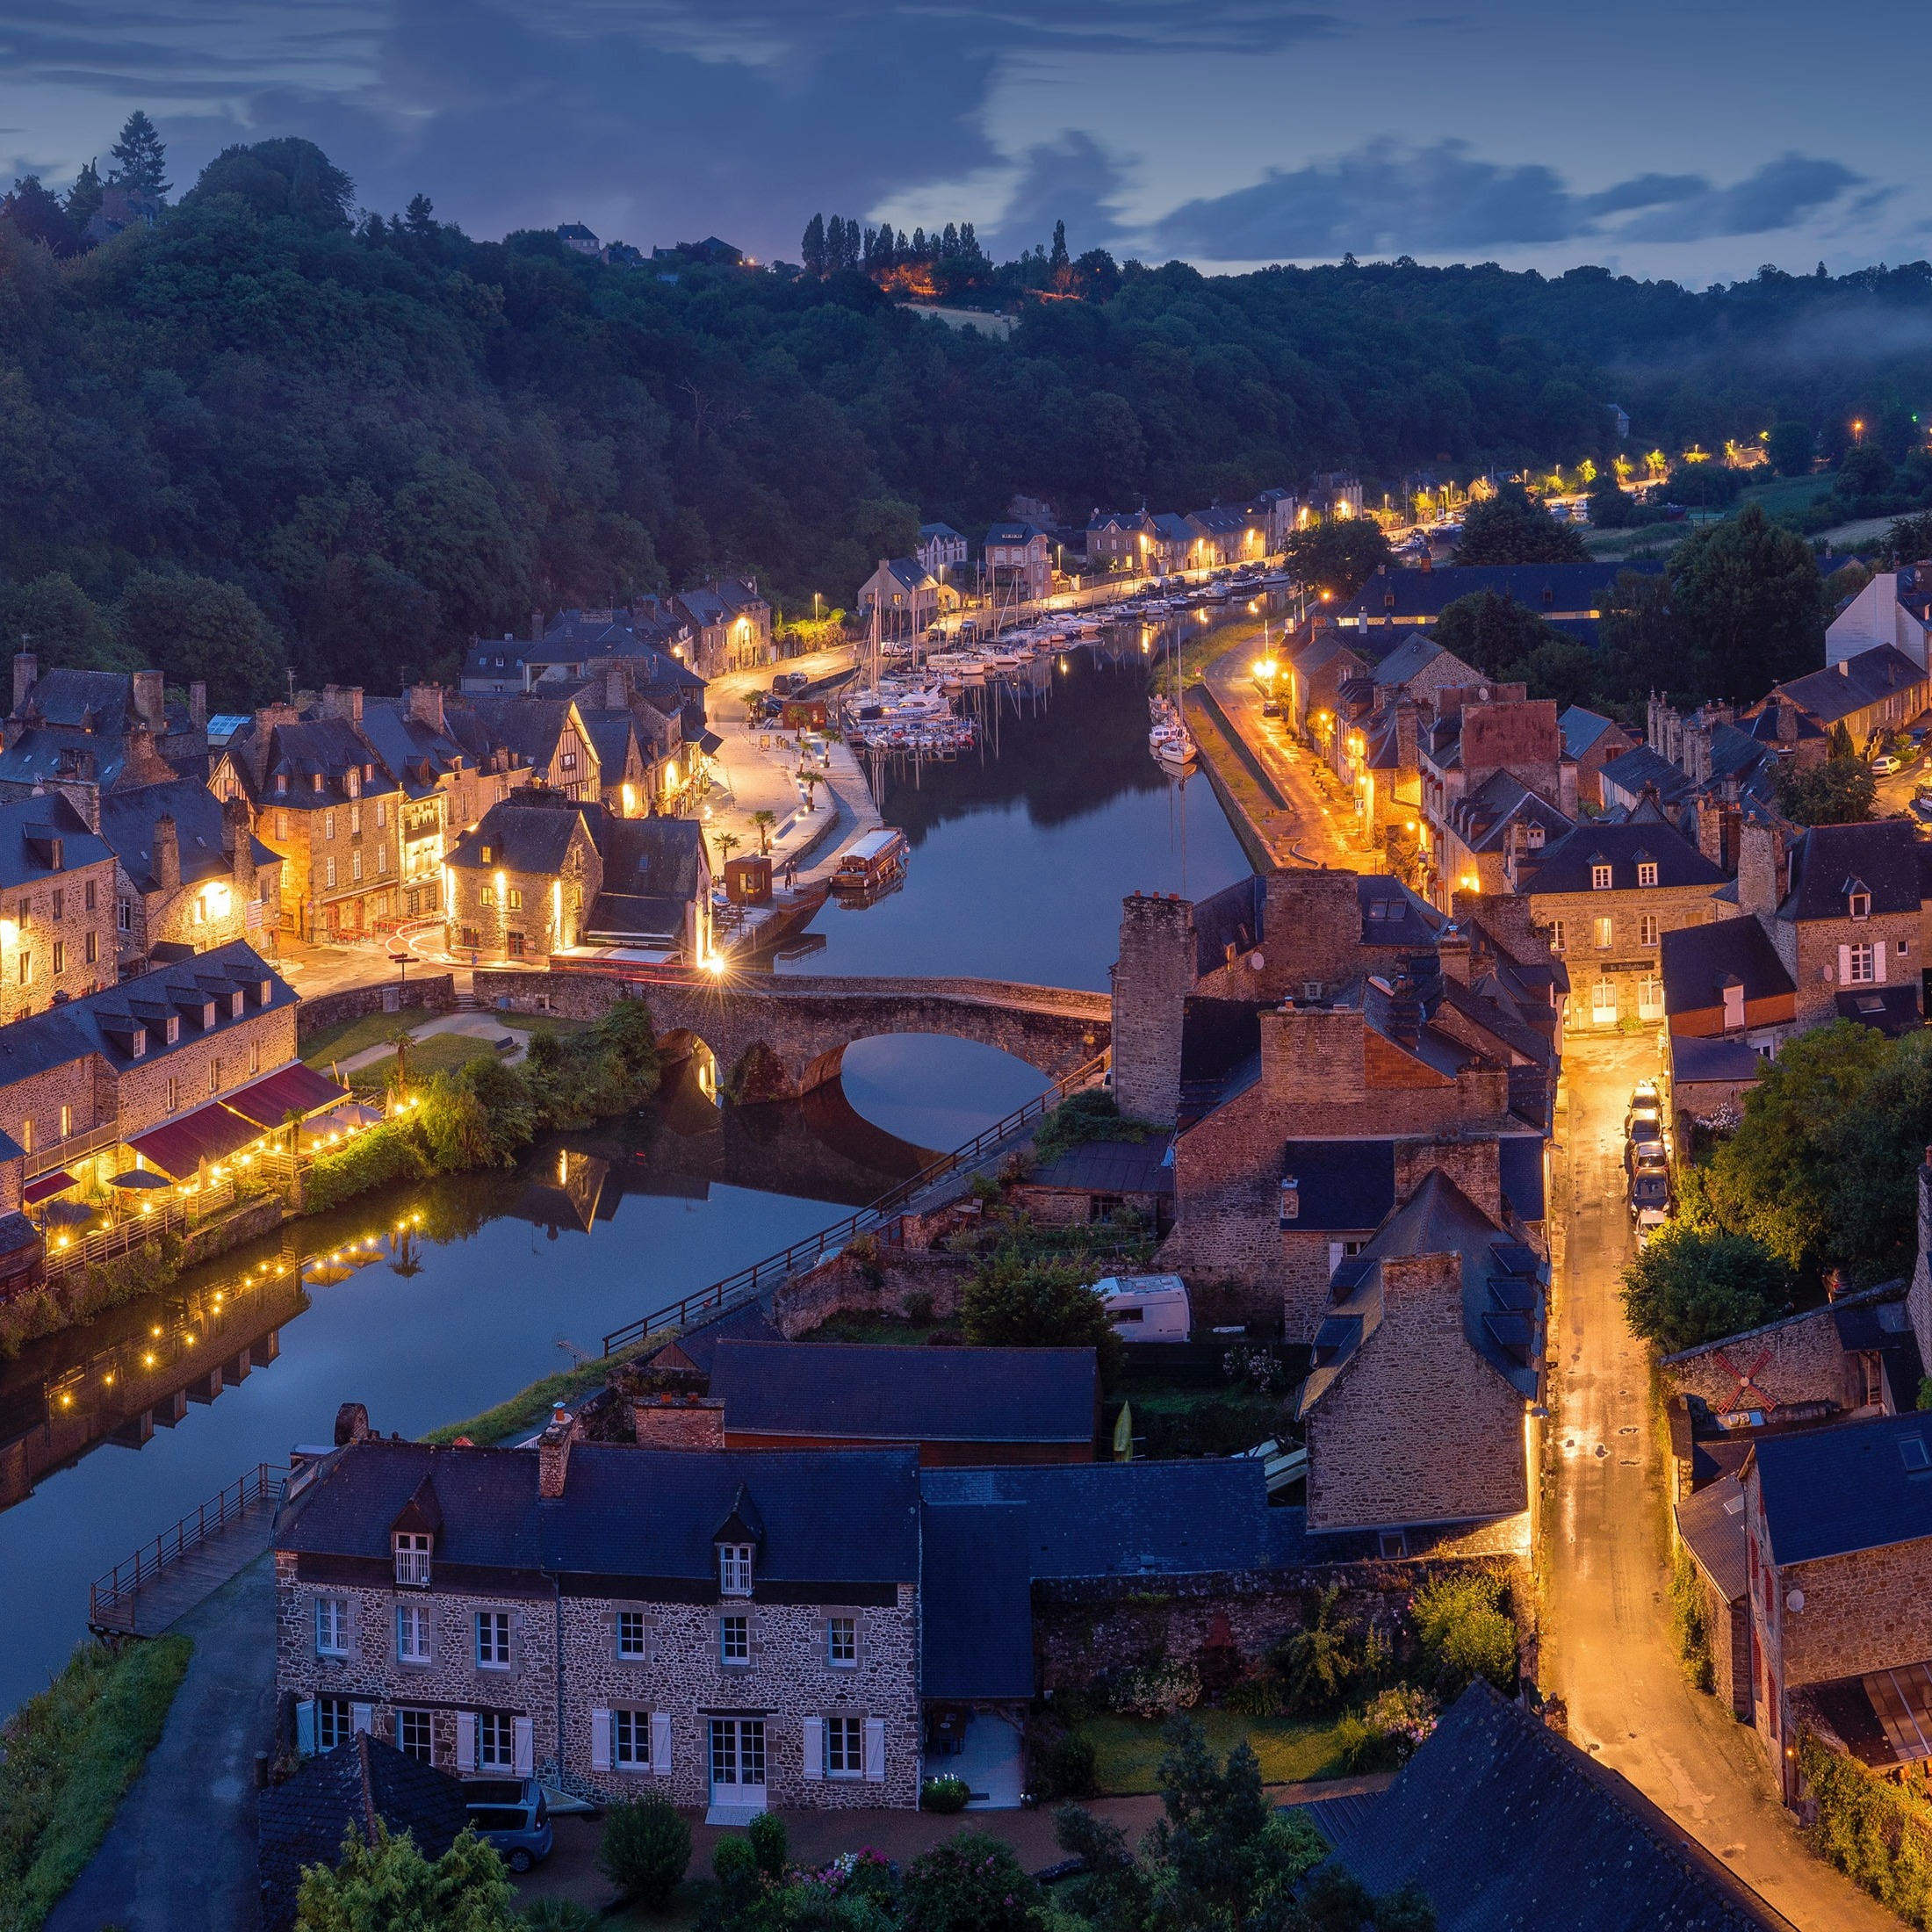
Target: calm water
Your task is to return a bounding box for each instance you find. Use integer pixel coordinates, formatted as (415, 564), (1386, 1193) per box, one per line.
(0, 647), (1247, 1714)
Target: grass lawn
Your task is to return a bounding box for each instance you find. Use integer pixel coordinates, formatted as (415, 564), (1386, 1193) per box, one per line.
(300, 1005), (436, 1066)
(1115, 1375), (1287, 1460)
(346, 1033), (501, 1095)
(496, 1013), (591, 1038)
(1078, 1709), (1347, 1795)
(807, 1314), (949, 1346)
(1741, 472), (1834, 516)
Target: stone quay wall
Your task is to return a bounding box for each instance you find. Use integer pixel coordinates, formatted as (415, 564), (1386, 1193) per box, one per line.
(297, 974), (457, 1042)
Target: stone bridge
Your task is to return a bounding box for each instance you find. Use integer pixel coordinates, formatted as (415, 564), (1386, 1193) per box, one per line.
(472, 969), (1112, 1102)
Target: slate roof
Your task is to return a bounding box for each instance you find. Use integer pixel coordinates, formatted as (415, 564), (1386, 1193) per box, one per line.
(99, 776), (277, 892)
(1369, 634), (1446, 688)
(1281, 1139), (1397, 1230)
(0, 792), (112, 890)
(446, 796), (595, 876)
(454, 695), (580, 773)
(919, 1503), (1034, 1699)
(1780, 818), (1921, 921)
(1359, 875), (1444, 943)
(1660, 915), (1795, 1016)
(1775, 644), (1926, 729)
(919, 1460), (1276, 1578)
(1497, 1135), (1546, 1222)
(258, 1734), (470, 1932)
(1336, 560), (1662, 627)
(984, 521), (1049, 545)
(1598, 743), (1696, 809)
(1519, 816), (1726, 896)
(1836, 984), (1924, 1035)
(1670, 1034), (1765, 1085)
(278, 1438), (922, 1583)
(1751, 1411), (1932, 1566)
(1026, 1137), (1172, 1195)
(1559, 704), (1623, 761)
(710, 1341), (1094, 1446)
(1297, 1171), (1545, 1414)
(1676, 1474), (1749, 1603)
(919, 522), (965, 542)
(1442, 769), (1573, 855)
(602, 816), (706, 899)
(1317, 1681), (1792, 1931)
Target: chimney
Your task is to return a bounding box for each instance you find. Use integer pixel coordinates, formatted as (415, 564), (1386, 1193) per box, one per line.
(224, 794), (253, 885)
(12, 652), (37, 715)
(133, 669), (165, 732)
(1737, 819), (1781, 919)
(631, 1394), (727, 1449)
(606, 664), (628, 711)
(1776, 699), (1797, 745)
(334, 1401), (370, 1446)
(1437, 927), (1473, 985)
(189, 681), (207, 731)
(407, 683), (445, 733)
(537, 1405), (578, 1498)
(1280, 1175), (1300, 1222)
(320, 684), (363, 725)
(154, 814), (180, 892)
(530, 609), (544, 644)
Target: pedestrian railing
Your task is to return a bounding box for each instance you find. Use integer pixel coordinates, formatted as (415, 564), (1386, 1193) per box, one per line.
(88, 1461), (288, 1631)
(601, 1049), (1111, 1354)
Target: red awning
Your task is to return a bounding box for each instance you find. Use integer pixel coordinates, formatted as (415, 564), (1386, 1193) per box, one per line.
(125, 1103), (265, 1180)
(24, 1170), (76, 1205)
(220, 1062), (350, 1129)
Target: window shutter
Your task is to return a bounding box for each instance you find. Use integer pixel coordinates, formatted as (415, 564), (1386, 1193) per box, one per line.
(395, 1606), (405, 1661)
(513, 1716), (534, 1776)
(651, 1712), (673, 1774)
(863, 1717), (885, 1783)
(456, 1711), (477, 1771)
(296, 1698), (316, 1757)
(350, 1702), (373, 1736)
(344, 1596), (358, 1655)
(591, 1707), (612, 1772)
(1877, 941), (1888, 984)
(1839, 944), (1851, 984)
(803, 1716), (825, 1780)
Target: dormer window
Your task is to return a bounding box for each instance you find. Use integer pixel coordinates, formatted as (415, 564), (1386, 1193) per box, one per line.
(346, 768), (359, 798)
(719, 1543), (754, 1596)
(164, 1014), (179, 1046)
(1849, 890), (1871, 920)
(480, 844), (494, 865)
(1525, 824), (1545, 850)
(393, 1532), (432, 1586)
(277, 774), (288, 795)
(1590, 863), (1612, 891)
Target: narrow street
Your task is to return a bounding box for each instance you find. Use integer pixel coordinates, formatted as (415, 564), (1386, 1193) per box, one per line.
(1543, 1032), (1897, 1930)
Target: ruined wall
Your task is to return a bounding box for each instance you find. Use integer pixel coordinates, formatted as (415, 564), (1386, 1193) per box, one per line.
(298, 975), (457, 1042)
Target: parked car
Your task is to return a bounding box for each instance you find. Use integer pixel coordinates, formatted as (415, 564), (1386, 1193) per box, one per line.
(1626, 1139), (1669, 1179)
(1872, 753), (1901, 776)
(1262, 698), (1282, 717)
(771, 671), (810, 697)
(1626, 1114), (1667, 1157)
(463, 1779), (552, 1872)
(1630, 1167), (1670, 1221)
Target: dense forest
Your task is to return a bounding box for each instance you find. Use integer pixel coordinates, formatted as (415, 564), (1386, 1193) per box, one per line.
(4, 126), (1932, 701)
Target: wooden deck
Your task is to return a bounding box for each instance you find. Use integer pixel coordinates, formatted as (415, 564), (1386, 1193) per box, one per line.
(89, 1464), (287, 1637)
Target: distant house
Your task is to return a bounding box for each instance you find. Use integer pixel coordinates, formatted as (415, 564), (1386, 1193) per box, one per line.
(82, 184), (160, 248)
(1827, 561), (1932, 671)
(1146, 512), (1198, 572)
(856, 560), (955, 640)
(1085, 509), (1157, 573)
(1559, 705), (1638, 809)
(1334, 561), (1662, 639)
(1308, 471), (1364, 519)
(1186, 504), (1266, 567)
(1765, 643), (1930, 756)
(1, 659), (208, 801)
(982, 522), (1052, 601)
(915, 523), (968, 578)
(674, 580), (773, 674)
(0, 794), (119, 1019)
(557, 222), (600, 255)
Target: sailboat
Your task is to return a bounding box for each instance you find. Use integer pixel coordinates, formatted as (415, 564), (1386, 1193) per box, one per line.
(1148, 624), (1197, 778)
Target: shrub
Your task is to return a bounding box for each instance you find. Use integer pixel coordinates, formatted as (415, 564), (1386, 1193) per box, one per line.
(295, 1820), (515, 1930)
(919, 1776), (970, 1813)
(901, 1832), (1042, 1932)
(1411, 1572), (1517, 1697)
(1618, 1223), (1787, 1353)
(1803, 1731), (1932, 1924)
(1223, 1675), (1287, 1719)
(1031, 1090), (1155, 1169)
(1271, 1588), (1373, 1716)
(1671, 1547), (1714, 1693)
(522, 1900), (599, 1931)
(303, 1121), (427, 1212)
(960, 1249), (1123, 1388)
(1108, 1662), (1201, 1719)
(747, 1811), (788, 1881)
(597, 1792), (691, 1906)
(1040, 1730), (1097, 1800)
(1336, 1685), (1440, 1772)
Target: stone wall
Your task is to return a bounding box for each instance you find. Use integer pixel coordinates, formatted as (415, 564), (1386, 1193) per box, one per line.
(2, 854), (118, 1023)
(1661, 1301), (1860, 1417)
(1778, 1538), (1932, 1693)
(296, 974), (458, 1042)
(1110, 894), (1194, 1125)
(771, 1247), (975, 1338)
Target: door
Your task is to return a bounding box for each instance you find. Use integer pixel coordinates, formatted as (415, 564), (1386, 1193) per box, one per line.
(710, 1718), (767, 1808)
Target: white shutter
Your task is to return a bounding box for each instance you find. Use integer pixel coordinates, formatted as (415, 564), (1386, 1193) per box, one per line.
(1839, 944), (1851, 984)
(862, 1717), (885, 1783)
(1877, 941), (1888, 984)
(514, 1715), (534, 1776)
(296, 1698), (316, 1757)
(591, 1707), (611, 1772)
(350, 1702), (373, 1736)
(803, 1716), (825, 1780)
(650, 1712), (672, 1774)
(344, 1596), (358, 1657)
(456, 1711), (477, 1771)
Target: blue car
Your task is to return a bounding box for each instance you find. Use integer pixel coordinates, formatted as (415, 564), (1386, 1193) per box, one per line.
(463, 1778), (553, 1872)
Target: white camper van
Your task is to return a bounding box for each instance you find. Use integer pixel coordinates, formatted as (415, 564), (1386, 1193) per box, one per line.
(1094, 1273), (1192, 1343)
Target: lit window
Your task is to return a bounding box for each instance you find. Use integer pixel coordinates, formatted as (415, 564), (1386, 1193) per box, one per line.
(52, 941), (63, 974)
(508, 932), (525, 957)
(1637, 861), (1658, 888)
(1594, 916), (1613, 949)
(325, 857), (337, 890)
(480, 885), (495, 907)
(1549, 919), (1565, 955)
(507, 888), (523, 911)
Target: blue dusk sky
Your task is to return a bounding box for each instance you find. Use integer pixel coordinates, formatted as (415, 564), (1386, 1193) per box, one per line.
(1, 0), (1926, 283)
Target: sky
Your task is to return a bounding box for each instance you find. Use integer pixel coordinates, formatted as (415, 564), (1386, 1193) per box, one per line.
(3, 0), (1929, 285)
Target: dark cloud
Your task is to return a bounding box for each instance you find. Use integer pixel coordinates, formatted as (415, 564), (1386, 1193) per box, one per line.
(1151, 139), (1877, 261)
(981, 131), (1130, 258)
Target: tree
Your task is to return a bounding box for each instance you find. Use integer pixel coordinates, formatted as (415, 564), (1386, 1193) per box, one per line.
(900, 1831), (1040, 1932)
(189, 138), (354, 229)
(108, 110), (169, 197)
(801, 213), (826, 277)
(1885, 513), (1932, 568)
(961, 1251), (1124, 1387)
(1, 177), (80, 256)
(294, 1820), (517, 1931)
(1776, 754), (1877, 826)
(1619, 1224), (1790, 1352)
(1453, 483), (1589, 565)
(1050, 219), (1070, 270)
(1585, 477), (1635, 530)
(1837, 443), (1894, 501)
(1410, 1572), (1517, 1696)
(596, 1793), (690, 1907)
(0, 573), (131, 672)
(404, 193), (437, 239)
(63, 159), (104, 232)
(1768, 422), (1815, 478)
(1668, 501), (1822, 699)
(1286, 516), (1393, 600)
(112, 571), (286, 704)
(1597, 567), (1687, 703)
(1430, 589), (1562, 681)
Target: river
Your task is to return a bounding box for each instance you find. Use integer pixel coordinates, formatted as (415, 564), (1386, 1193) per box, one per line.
(0, 647), (1249, 1716)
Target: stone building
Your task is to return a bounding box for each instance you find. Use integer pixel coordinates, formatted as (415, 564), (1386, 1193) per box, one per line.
(0, 794), (118, 1020)
(275, 1417), (926, 1814)
(1517, 804), (1727, 1033)
(0, 660), (209, 801)
(1559, 705), (1638, 811)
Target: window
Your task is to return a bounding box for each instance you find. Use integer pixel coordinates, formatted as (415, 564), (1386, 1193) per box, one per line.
(1637, 861), (1658, 888)
(350, 804), (362, 835)
(84, 930), (97, 965)
(480, 845), (493, 865)
(1848, 943), (1877, 984)
(164, 1014), (178, 1045)
(316, 1698), (353, 1752)
(17, 952), (28, 986)
(560, 751), (578, 774)
(507, 888), (523, 911)
(1549, 919), (1565, 955)
(1639, 977), (1665, 1020)
(1722, 982), (1745, 1031)
(720, 1614), (751, 1665)
(616, 1610), (650, 1659)
(710, 1717), (765, 1789)
(277, 774), (288, 797)
(477, 1611), (511, 1669)
(324, 810), (335, 841)
(276, 810), (290, 840)
(1592, 980), (1618, 1025)
(460, 926), (479, 950)
(1525, 822), (1545, 850)
(51, 941), (63, 975)
(376, 799), (387, 829)
(825, 1714), (863, 1777)
(50, 890), (62, 920)
(1849, 890), (1871, 920)
(376, 842), (388, 874)
(1593, 916), (1613, 950)
(350, 850), (363, 883)
(191, 896), (204, 927)
(478, 1712), (514, 1770)
(614, 1709), (652, 1768)
(166, 1078), (180, 1113)
(325, 856), (337, 890)
(1901, 1437), (1930, 1472)
(59, 1104), (71, 1139)
(507, 932), (525, 958)
(251, 1042), (261, 1075)
(398, 1604), (431, 1663)
(1639, 913), (1660, 948)
(393, 1532), (432, 1587)
(316, 1597), (349, 1657)
(396, 1709), (433, 1763)
(118, 899), (131, 932)
(83, 878), (95, 912)
(480, 884), (495, 907)
(719, 1544), (753, 1596)
(827, 1617), (857, 1667)
(1590, 863), (1612, 890)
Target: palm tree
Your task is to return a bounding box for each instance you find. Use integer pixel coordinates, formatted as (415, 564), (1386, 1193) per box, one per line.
(717, 831), (741, 867)
(751, 809), (776, 854)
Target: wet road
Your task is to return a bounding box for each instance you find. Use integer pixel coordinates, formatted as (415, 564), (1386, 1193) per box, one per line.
(1542, 1032), (1897, 1929)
